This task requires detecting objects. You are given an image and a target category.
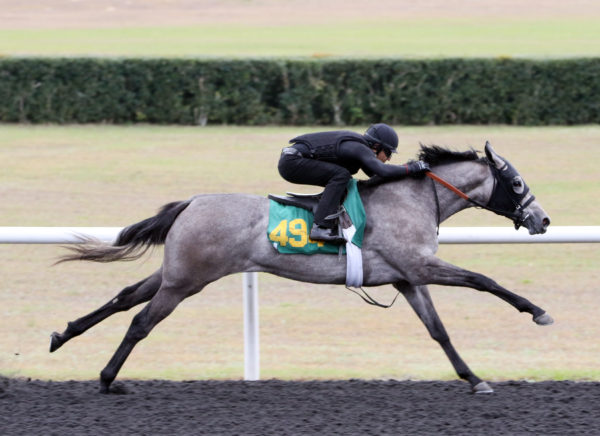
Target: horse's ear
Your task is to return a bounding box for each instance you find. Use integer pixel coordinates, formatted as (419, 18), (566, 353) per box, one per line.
(484, 141), (506, 169)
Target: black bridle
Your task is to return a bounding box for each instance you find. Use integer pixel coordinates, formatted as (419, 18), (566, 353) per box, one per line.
(428, 158), (535, 230)
(485, 162), (536, 229)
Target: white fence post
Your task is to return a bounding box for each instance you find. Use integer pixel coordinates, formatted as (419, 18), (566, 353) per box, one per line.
(242, 272), (260, 381)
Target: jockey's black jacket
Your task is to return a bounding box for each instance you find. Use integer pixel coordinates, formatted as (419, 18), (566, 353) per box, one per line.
(288, 130), (411, 178)
(279, 130), (412, 228)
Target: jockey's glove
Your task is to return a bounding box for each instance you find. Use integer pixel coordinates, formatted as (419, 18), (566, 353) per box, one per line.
(406, 160), (431, 176)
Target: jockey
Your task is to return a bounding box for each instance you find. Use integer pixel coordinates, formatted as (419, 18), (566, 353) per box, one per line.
(278, 123), (430, 243)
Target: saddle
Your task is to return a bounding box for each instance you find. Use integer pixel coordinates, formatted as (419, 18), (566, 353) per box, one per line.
(267, 191), (322, 213)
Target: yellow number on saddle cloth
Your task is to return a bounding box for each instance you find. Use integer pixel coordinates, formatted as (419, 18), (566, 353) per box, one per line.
(288, 218), (308, 247)
(268, 218), (324, 248)
(269, 219), (289, 246)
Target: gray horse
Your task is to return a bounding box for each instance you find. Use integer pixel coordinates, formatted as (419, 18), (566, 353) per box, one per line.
(51, 142), (552, 394)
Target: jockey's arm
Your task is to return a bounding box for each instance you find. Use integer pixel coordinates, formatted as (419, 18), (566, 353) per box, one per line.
(338, 141), (412, 179)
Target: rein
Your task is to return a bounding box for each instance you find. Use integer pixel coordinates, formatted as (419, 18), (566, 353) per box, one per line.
(426, 172), (470, 201)
(426, 171), (487, 213)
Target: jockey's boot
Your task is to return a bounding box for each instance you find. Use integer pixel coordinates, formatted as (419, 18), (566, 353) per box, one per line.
(309, 223), (346, 244)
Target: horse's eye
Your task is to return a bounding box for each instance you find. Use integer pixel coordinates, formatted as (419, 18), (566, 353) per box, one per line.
(512, 177), (524, 194)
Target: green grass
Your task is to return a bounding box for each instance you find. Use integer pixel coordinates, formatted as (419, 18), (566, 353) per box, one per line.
(1, 125), (599, 382)
(2, 18), (599, 58)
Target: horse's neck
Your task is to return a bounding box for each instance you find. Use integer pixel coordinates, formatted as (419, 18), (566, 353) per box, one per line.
(358, 161), (492, 227)
(431, 161), (494, 222)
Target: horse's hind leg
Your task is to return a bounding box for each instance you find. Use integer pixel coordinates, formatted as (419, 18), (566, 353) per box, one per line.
(98, 280), (197, 393)
(50, 269), (162, 352)
(395, 283), (493, 394)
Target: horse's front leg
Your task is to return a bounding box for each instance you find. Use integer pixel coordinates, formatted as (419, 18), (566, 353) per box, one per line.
(394, 282), (493, 394)
(415, 257), (553, 325)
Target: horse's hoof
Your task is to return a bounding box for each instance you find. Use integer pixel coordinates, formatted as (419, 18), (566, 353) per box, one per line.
(99, 382), (128, 395)
(49, 332), (63, 353)
(472, 381), (494, 394)
(533, 312), (554, 326)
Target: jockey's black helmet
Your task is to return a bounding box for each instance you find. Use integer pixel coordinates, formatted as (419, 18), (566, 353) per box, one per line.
(363, 123), (398, 154)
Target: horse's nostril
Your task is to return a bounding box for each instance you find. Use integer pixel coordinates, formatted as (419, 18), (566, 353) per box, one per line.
(542, 217), (551, 228)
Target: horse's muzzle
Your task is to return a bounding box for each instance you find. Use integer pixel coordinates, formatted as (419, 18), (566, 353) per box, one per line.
(520, 200), (551, 235)
(524, 214), (551, 235)
(541, 216), (551, 233)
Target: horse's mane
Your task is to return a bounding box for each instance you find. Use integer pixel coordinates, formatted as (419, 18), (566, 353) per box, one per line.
(358, 144), (485, 189)
(417, 144), (482, 167)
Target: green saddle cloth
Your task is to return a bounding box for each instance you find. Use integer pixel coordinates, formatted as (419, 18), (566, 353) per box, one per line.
(267, 179), (366, 254)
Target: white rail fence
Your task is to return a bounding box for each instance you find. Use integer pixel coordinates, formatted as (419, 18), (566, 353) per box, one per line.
(2, 226), (600, 244)
(2, 225), (600, 381)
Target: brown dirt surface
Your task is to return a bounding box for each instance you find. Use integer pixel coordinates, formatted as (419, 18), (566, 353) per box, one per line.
(1, 377), (599, 435)
(2, 0), (600, 29)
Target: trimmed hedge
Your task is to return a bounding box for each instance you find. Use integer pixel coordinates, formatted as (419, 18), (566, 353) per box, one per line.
(1, 58), (599, 125)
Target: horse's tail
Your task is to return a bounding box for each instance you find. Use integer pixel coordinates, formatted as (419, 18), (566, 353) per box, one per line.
(58, 200), (192, 264)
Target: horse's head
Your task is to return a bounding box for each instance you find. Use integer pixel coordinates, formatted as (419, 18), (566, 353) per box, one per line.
(484, 142), (551, 235)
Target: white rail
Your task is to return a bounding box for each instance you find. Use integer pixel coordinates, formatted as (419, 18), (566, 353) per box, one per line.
(1, 226), (600, 244)
(0, 227), (123, 244)
(438, 226), (600, 243)
(2, 225), (599, 381)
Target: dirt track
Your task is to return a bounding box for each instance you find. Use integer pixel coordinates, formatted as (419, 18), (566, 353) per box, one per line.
(1, 377), (598, 435)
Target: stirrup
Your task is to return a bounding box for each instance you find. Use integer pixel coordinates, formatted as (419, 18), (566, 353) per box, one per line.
(324, 206), (347, 244)
(309, 224), (346, 245)
(324, 207), (346, 222)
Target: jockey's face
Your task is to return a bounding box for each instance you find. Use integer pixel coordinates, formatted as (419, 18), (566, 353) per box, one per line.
(375, 148), (391, 163)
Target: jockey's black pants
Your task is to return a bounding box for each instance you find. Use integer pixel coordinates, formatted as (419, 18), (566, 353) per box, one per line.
(278, 152), (351, 228)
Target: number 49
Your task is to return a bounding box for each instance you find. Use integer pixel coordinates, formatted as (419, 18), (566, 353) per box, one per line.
(269, 219), (324, 247)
